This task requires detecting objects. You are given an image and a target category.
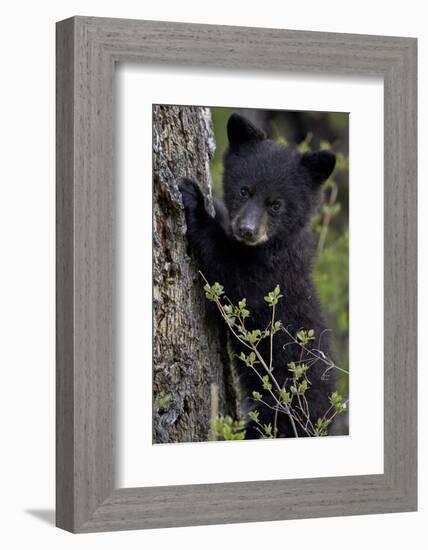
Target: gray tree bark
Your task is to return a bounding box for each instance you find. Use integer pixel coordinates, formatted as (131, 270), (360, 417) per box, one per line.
(152, 105), (238, 443)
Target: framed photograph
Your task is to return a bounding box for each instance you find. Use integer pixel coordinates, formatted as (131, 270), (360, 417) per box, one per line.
(56, 16), (417, 532)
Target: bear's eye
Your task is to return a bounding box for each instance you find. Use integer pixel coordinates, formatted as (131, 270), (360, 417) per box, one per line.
(240, 186), (250, 198)
(270, 200), (282, 213)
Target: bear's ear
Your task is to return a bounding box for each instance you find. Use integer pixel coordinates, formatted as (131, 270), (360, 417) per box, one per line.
(301, 150), (336, 184)
(227, 113), (266, 151)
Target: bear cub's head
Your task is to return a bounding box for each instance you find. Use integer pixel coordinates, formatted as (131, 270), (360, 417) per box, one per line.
(223, 113), (336, 247)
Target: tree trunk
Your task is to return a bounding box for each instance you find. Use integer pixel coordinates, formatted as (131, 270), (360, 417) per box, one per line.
(152, 105), (238, 444)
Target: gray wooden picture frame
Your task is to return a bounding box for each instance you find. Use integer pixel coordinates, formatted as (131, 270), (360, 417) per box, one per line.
(56, 16), (417, 533)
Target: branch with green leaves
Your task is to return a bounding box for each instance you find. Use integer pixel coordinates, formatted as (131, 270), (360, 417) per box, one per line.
(201, 272), (348, 439)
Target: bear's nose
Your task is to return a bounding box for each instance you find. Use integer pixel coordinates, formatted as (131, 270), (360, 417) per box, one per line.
(238, 222), (256, 240)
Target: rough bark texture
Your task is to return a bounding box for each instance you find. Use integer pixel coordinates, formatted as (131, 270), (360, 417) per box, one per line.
(152, 105), (238, 443)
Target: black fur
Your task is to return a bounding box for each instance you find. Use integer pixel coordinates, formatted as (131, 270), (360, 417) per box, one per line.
(180, 113), (337, 438)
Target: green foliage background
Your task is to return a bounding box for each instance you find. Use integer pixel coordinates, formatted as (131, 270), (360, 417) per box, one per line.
(209, 108), (349, 399)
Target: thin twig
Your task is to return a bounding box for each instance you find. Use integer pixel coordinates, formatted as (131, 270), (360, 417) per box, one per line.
(317, 182), (338, 255)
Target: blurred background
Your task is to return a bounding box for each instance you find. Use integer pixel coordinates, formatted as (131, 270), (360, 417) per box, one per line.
(210, 107), (349, 404)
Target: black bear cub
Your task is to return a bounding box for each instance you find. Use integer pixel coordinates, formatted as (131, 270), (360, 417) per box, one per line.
(180, 113), (337, 439)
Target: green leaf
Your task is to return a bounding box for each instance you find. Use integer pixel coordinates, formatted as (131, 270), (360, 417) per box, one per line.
(263, 423), (273, 436)
(273, 320), (282, 333)
(252, 391), (262, 401)
(280, 390), (292, 404)
(299, 379), (309, 394)
(329, 391), (347, 414)
(247, 329), (262, 344)
(238, 351), (258, 367)
(315, 417), (331, 436)
(264, 286), (284, 307)
(296, 329), (315, 345)
(248, 410), (260, 422)
(288, 362), (309, 380)
(262, 375), (272, 391)
(211, 415), (246, 441)
(204, 282), (224, 301)
(212, 282), (224, 295)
